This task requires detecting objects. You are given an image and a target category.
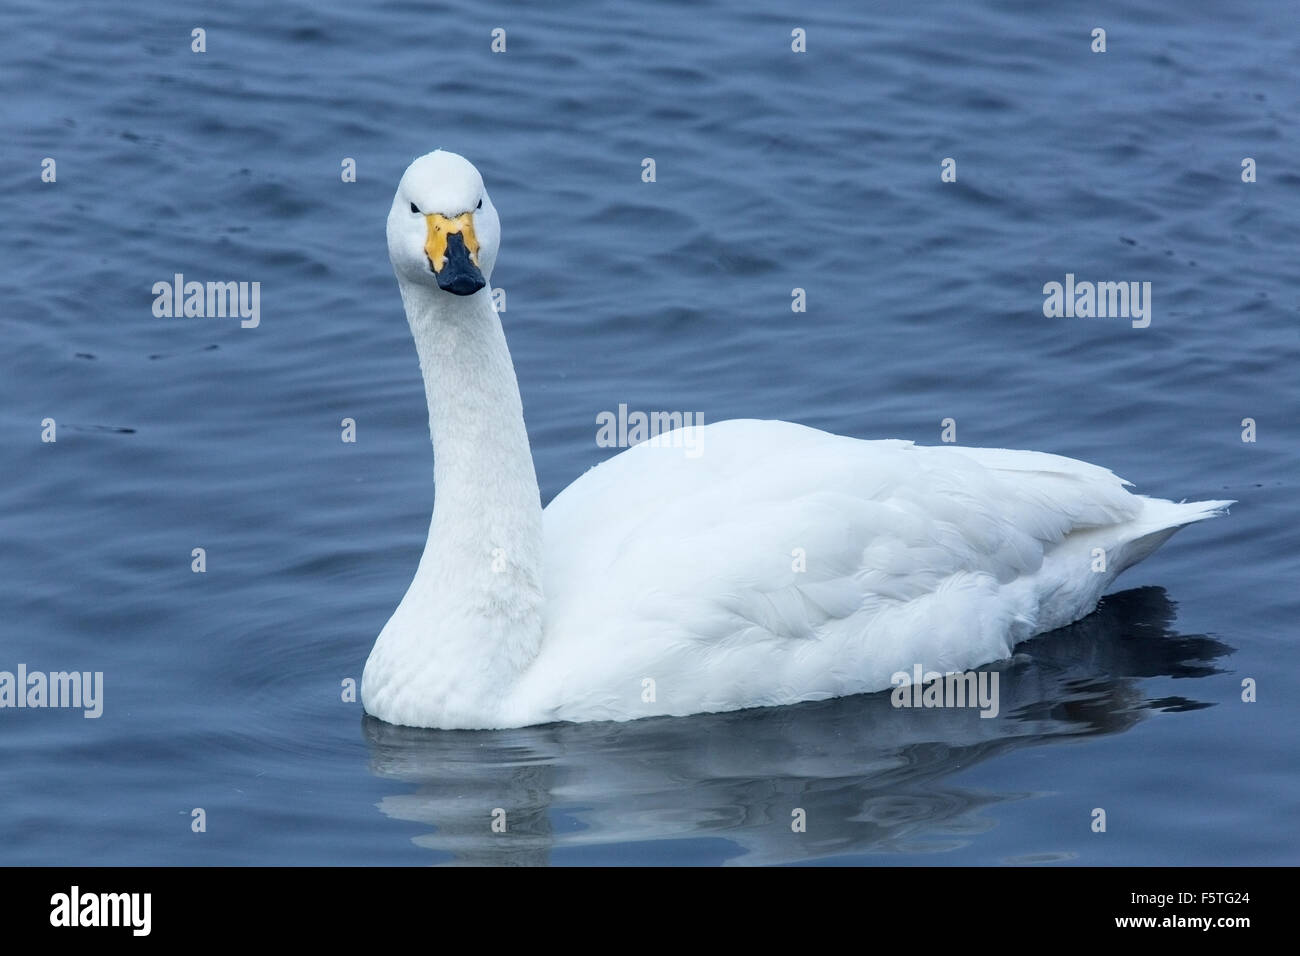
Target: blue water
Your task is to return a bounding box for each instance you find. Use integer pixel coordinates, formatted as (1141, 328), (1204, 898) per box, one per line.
(1, 0), (1296, 865)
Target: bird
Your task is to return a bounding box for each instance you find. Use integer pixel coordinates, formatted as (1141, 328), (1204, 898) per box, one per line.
(360, 149), (1232, 730)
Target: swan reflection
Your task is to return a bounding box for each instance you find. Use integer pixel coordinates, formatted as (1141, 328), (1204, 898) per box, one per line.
(362, 587), (1230, 864)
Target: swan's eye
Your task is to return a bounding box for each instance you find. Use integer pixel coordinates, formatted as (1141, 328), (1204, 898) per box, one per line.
(476, 198), (483, 210)
(410, 202), (421, 214)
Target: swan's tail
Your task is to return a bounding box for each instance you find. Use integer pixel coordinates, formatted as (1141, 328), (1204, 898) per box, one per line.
(1113, 497), (1235, 574)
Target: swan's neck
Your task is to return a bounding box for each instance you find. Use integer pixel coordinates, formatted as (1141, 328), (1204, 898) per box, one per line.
(392, 281), (544, 694)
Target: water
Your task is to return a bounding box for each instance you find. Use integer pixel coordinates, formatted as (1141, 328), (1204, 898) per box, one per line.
(1, 0), (1296, 865)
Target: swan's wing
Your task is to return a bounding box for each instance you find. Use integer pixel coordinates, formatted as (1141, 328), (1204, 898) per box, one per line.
(528, 419), (1143, 721)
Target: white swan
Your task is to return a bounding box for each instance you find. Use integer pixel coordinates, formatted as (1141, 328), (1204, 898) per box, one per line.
(361, 149), (1232, 730)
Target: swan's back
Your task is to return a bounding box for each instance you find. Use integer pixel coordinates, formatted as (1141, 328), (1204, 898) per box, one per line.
(508, 419), (1227, 725)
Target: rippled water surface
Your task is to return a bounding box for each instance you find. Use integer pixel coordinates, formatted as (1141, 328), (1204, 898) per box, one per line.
(1, 0), (1297, 865)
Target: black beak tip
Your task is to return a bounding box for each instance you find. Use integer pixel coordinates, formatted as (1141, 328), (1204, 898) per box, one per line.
(431, 231), (486, 296)
(438, 273), (486, 296)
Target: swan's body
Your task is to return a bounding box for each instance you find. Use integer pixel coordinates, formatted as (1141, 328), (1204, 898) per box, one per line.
(361, 150), (1231, 730)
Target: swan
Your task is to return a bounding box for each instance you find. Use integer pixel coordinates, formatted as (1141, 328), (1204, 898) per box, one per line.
(361, 149), (1232, 730)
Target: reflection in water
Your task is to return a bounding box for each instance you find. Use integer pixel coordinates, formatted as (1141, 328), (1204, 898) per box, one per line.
(361, 588), (1230, 865)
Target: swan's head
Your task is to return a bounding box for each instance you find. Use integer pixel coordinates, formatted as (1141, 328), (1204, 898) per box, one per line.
(387, 150), (500, 296)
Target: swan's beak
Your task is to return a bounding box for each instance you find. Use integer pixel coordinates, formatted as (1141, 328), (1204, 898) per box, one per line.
(424, 212), (485, 296)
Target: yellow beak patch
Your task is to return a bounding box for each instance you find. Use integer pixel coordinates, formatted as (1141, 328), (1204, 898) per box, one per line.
(424, 213), (480, 272)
